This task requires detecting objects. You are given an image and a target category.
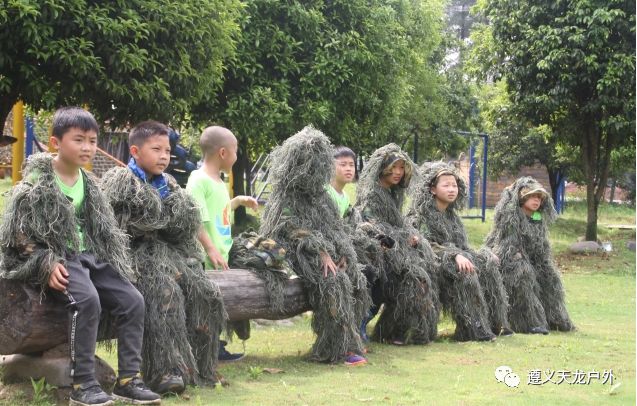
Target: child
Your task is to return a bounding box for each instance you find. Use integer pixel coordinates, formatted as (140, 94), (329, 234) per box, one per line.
(0, 107), (160, 406)
(187, 125), (279, 360)
(352, 144), (439, 345)
(407, 162), (511, 341)
(485, 177), (575, 334)
(326, 146), (356, 217)
(101, 121), (226, 394)
(260, 126), (370, 365)
(326, 146), (384, 342)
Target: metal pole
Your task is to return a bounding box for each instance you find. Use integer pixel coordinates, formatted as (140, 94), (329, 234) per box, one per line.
(469, 142), (475, 209)
(25, 116), (34, 157)
(11, 101), (25, 184)
(481, 134), (489, 223)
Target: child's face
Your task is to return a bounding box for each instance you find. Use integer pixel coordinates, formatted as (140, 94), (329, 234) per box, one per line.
(130, 134), (171, 176)
(50, 127), (97, 168)
(380, 160), (405, 187)
(219, 136), (238, 173)
(430, 174), (458, 204)
(334, 156), (355, 184)
(522, 193), (544, 213)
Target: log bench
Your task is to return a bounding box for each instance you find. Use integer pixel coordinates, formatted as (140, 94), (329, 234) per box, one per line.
(0, 269), (310, 388)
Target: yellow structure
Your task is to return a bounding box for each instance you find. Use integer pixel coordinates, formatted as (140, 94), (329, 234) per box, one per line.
(11, 102), (24, 184)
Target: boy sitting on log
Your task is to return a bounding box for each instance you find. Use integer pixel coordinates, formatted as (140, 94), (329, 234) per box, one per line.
(260, 126), (370, 365)
(407, 161), (512, 341)
(353, 144), (439, 345)
(0, 107), (160, 406)
(101, 121), (226, 394)
(485, 177), (575, 334)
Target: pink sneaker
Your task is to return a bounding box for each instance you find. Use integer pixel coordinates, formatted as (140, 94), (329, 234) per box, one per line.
(344, 352), (367, 366)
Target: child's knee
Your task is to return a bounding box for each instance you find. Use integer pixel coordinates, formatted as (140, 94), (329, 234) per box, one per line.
(125, 288), (145, 320)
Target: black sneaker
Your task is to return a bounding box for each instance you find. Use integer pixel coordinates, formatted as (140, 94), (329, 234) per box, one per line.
(218, 341), (244, 362)
(69, 382), (114, 406)
(529, 326), (550, 335)
(153, 370), (185, 395)
(112, 375), (161, 404)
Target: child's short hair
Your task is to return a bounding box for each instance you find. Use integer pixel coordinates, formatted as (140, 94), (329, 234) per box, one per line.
(334, 146), (356, 161)
(129, 120), (170, 147)
(52, 107), (99, 139)
(199, 126), (234, 157)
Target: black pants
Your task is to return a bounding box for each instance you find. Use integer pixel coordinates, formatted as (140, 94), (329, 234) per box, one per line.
(51, 253), (145, 385)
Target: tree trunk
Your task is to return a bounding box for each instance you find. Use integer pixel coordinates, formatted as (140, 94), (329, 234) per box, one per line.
(232, 141), (249, 225)
(0, 95), (17, 137)
(0, 270), (309, 355)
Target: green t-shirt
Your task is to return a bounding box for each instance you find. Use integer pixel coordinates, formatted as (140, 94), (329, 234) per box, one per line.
(186, 169), (233, 268)
(326, 184), (350, 218)
(54, 170), (86, 251)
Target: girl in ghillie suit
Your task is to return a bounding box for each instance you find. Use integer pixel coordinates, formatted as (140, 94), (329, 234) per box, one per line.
(354, 144), (439, 345)
(260, 126), (370, 365)
(485, 177), (575, 334)
(407, 161), (511, 341)
(101, 121), (226, 393)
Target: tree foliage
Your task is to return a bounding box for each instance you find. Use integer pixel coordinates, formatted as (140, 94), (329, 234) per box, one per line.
(471, 0), (635, 240)
(0, 0), (241, 131)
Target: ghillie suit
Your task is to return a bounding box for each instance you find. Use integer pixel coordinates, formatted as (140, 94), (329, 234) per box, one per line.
(101, 166), (226, 389)
(485, 177), (575, 333)
(0, 153), (134, 289)
(353, 144), (439, 344)
(260, 126), (370, 362)
(228, 231), (290, 314)
(407, 161), (509, 340)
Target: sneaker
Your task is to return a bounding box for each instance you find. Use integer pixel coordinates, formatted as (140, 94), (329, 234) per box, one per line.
(500, 327), (515, 337)
(112, 375), (161, 405)
(69, 382), (114, 406)
(153, 370), (184, 396)
(529, 326), (549, 335)
(218, 342), (245, 363)
(344, 352), (367, 366)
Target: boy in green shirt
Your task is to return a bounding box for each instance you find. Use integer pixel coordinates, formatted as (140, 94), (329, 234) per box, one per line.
(326, 146), (356, 218)
(0, 107), (160, 406)
(186, 126), (258, 361)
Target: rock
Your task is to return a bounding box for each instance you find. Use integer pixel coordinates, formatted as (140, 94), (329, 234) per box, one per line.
(627, 241), (636, 251)
(568, 241), (602, 254)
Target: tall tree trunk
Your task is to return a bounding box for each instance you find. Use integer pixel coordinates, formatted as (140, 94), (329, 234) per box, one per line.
(232, 140), (249, 225)
(581, 123), (613, 241)
(546, 167), (564, 204)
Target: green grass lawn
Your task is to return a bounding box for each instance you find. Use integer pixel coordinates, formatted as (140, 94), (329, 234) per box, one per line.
(0, 176), (634, 405)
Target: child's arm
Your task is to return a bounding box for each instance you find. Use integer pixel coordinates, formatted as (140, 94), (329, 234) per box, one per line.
(197, 226), (229, 271)
(230, 195), (258, 211)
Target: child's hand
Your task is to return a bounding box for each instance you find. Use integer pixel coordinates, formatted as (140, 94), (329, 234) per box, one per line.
(491, 253), (500, 264)
(409, 235), (420, 247)
(49, 263), (69, 292)
(206, 247), (229, 271)
(241, 196), (259, 210)
(320, 251), (337, 278)
(455, 254), (475, 274)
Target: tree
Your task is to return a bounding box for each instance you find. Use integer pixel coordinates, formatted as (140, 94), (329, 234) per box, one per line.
(471, 0), (635, 240)
(0, 0), (241, 132)
(192, 0), (445, 222)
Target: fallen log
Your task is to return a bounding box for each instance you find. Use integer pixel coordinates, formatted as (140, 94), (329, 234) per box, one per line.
(0, 269), (310, 356)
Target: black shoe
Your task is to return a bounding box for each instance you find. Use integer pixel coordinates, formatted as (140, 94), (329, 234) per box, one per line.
(112, 375), (161, 404)
(218, 341), (244, 362)
(529, 326), (549, 335)
(69, 382), (114, 406)
(153, 370), (185, 395)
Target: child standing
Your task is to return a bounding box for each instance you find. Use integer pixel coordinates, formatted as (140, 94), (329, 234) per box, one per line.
(407, 161), (511, 341)
(326, 146), (356, 217)
(0, 107), (160, 406)
(260, 126), (369, 365)
(186, 126), (258, 360)
(485, 177), (575, 334)
(101, 121), (226, 394)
